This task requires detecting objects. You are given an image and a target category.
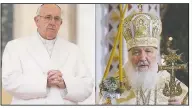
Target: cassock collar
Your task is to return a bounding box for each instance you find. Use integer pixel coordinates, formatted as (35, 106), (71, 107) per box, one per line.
(37, 31), (57, 45)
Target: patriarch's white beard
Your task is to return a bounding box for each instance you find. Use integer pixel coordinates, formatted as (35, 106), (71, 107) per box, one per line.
(124, 60), (159, 90)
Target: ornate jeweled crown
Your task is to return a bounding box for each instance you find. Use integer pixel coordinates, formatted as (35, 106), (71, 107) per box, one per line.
(123, 7), (162, 50)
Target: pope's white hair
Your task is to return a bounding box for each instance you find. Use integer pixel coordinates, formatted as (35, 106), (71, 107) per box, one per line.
(36, 4), (64, 19)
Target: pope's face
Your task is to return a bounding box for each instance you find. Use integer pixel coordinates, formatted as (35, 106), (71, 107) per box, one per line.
(129, 46), (158, 72)
(34, 4), (62, 40)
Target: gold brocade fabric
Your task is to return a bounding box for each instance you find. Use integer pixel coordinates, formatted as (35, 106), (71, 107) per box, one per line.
(123, 11), (162, 50)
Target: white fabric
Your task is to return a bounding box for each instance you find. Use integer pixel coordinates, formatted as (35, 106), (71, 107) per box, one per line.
(37, 33), (56, 57)
(38, 32), (68, 98)
(2, 33), (93, 105)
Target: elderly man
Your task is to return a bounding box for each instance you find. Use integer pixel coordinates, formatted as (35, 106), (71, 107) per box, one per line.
(99, 10), (188, 105)
(2, 4), (93, 105)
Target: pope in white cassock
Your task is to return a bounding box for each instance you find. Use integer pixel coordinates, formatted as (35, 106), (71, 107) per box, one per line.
(99, 9), (188, 105)
(2, 4), (93, 105)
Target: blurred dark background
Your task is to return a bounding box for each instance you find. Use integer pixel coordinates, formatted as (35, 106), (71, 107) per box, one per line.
(160, 4), (189, 87)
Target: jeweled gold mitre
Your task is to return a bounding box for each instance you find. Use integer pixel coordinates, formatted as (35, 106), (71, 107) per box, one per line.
(123, 11), (162, 50)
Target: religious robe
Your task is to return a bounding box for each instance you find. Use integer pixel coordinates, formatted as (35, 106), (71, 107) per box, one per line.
(2, 33), (93, 105)
(99, 62), (188, 105)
